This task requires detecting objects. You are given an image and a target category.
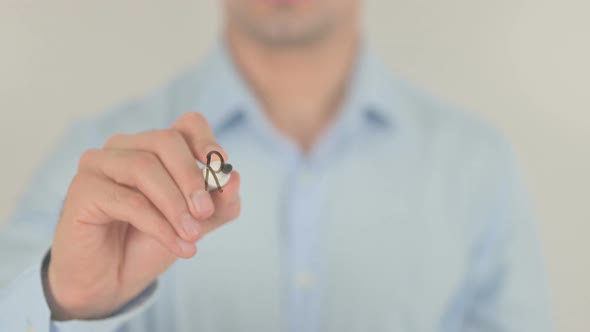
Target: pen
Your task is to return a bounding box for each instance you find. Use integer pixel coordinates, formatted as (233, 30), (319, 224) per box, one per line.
(203, 150), (233, 192)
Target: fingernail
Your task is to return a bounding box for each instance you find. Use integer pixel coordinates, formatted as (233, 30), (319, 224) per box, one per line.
(181, 213), (200, 238)
(191, 190), (214, 215)
(205, 145), (227, 160)
(176, 237), (196, 254)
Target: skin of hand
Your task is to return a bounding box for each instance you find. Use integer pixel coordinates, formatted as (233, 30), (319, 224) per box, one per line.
(44, 112), (241, 320)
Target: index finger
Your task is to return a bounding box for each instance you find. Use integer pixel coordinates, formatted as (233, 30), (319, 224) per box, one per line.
(171, 112), (228, 164)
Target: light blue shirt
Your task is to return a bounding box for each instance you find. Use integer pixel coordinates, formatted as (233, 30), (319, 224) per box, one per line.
(0, 42), (552, 332)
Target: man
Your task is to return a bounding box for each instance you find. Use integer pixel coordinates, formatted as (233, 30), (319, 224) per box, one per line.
(0, 0), (552, 331)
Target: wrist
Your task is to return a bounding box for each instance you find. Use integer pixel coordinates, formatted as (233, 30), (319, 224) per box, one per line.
(42, 250), (102, 321)
(41, 250), (70, 321)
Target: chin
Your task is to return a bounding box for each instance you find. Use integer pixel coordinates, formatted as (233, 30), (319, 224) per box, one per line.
(261, 0), (314, 7)
(229, 0), (342, 46)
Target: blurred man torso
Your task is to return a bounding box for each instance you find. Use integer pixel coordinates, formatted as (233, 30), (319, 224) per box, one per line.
(0, 1), (551, 331)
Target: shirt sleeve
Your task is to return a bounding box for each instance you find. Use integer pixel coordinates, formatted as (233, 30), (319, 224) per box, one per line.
(464, 138), (554, 331)
(0, 249), (158, 332)
(51, 280), (159, 332)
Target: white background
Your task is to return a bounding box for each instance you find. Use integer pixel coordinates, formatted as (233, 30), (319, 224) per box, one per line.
(1, 1), (588, 330)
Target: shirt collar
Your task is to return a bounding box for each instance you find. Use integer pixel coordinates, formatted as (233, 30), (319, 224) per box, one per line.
(190, 41), (260, 134)
(338, 45), (397, 131)
(190, 40), (398, 135)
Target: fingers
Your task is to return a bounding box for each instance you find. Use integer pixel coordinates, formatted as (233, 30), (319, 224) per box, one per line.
(104, 129), (214, 221)
(170, 113), (241, 235)
(171, 112), (228, 164)
(91, 112), (240, 243)
(200, 171), (241, 235)
(84, 176), (197, 259)
(79, 149), (202, 242)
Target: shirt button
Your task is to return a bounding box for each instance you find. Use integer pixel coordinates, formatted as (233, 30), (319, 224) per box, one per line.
(295, 271), (316, 289)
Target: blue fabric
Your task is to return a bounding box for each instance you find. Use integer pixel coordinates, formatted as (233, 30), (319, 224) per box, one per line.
(0, 41), (552, 332)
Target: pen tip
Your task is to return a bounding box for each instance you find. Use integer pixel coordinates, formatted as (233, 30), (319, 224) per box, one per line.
(222, 163), (233, 174)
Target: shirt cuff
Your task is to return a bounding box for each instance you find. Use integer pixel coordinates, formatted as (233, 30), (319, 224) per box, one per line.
(52, 281), (158, 332)
(0, 256), (52, 332)
(0, 252), (158, 332)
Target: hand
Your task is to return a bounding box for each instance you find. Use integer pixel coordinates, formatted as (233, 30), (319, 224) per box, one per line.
(44, 113), (241, 320)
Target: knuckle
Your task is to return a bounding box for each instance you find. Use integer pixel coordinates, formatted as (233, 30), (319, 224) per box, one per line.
(181, 112), (209, 128)
(70, 171), (94, 187)
(67, 173), (89, 197)
(158, 129), (184, 144)
(131, 152), (159, 173)
(78, 149), (100, 170)
(120, 191), (147, 211)
(104, 133), (127, 148)
(66, 174), (100, 214)
(154, 129), (185, 151)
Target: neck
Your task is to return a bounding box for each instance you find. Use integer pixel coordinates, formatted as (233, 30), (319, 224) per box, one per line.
(226, 23), (360, 151)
